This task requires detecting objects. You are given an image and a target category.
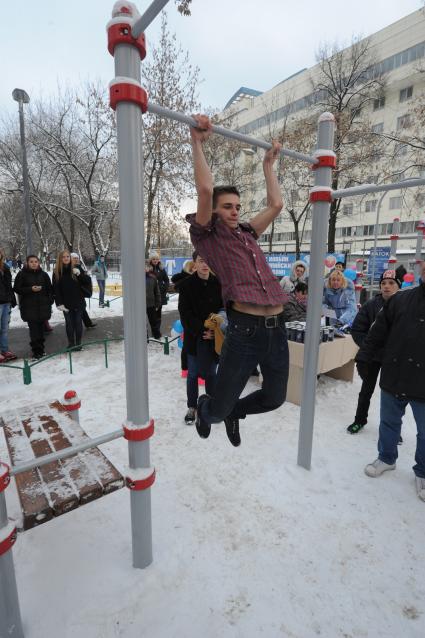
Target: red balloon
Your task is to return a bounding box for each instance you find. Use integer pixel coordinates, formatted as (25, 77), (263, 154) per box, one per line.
(404, 273), (415, 283)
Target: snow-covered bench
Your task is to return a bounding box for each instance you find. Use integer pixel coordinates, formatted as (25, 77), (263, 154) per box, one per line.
(1, 400), (124, 531)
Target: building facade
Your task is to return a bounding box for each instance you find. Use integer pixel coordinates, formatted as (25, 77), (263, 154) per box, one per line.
(220, 9), (425, 266)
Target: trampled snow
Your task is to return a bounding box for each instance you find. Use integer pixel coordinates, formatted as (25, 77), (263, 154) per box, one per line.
(1, 337), (424, 637)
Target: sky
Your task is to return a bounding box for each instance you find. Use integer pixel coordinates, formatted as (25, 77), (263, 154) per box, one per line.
(0, 0), (422, 118)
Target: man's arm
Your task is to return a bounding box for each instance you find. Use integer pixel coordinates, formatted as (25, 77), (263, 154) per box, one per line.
(249, 140), (283, 237)
(190, 114), (213, 227)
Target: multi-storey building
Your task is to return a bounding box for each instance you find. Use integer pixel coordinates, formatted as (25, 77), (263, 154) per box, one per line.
(220, 9), (425, 267)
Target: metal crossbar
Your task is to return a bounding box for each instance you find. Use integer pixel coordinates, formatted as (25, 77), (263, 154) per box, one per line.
(147, 103), (319, 165)
(10, 428), (124, 476)
(333, 177), (425, 199)
(132, 0), (171, 37)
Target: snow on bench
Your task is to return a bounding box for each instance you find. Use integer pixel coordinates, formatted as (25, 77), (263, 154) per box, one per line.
(1, 401), (124, 531)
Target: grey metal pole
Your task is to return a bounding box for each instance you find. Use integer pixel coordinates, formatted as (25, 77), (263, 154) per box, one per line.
(147, 102), (318, 165)
(132, 0), (171, 37)
(333, 178), (425, 199)
(17, 100), (33, 255)
(10, 428), (123, 476)
(415, 227), (424, 281)
(0, 463), (24, 638)
(369, 190), (387, 294)
(111, 25), (153, 567)
(297, 113), (335, 470)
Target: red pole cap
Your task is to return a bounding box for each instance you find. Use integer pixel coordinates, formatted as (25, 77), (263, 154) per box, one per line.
(0, 462), (10, 493)
(62, 390), (81, 412)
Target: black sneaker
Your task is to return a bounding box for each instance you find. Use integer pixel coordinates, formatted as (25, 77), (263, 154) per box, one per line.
(398, 435), (403, 445)
(184, 408), (196, 425)
(86, 323), (97, 328)
(224, 416), (241, 447)
(347, 422), (366, 434)
(195, 395), (211, 439)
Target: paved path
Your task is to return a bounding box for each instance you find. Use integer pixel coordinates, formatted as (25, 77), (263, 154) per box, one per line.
(8, 310), (180, 360)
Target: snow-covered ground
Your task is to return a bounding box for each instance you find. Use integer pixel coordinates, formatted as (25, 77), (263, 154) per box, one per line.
(1, 341), (424, 638)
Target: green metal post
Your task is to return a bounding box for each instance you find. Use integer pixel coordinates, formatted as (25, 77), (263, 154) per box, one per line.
(104, 340), (109, 368)
(163, 336), (169, 355)
(68, 350), (73, 374)
(23, 359), (32, 385)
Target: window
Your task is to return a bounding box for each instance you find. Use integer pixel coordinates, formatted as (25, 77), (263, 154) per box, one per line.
(373, 96), (385, 110)
(372, 122), (384, 134)
(343, 203), (353, 216)
(394, 142), (408, 157)
(365, 200), (377, 212)
(389, 196), (402, 210)
(400, 221), (416, 234)
(399, 86), (413, 102)
(397, 114), (411, 130)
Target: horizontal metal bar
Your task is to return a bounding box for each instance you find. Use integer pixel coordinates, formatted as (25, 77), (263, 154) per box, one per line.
(333, 178), (425, 199)
(10, 428), (124, 476)
(147, 102), (318, 165)
(131, 0), (171, 38)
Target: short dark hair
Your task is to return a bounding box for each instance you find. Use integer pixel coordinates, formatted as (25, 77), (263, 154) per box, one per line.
(212, 185), (240, 209)
(192, 250), (200, 261)
(26, 254), (39, 263)
(294, 282), (308, 294)
(335, 261), (345, 267)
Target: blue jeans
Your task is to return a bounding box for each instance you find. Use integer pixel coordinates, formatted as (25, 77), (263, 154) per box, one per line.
(199, 309), (289, 424)
(378, 390), (425, 478)
(97, 279), (106, 305)
(0, 303), (11, 352)
(187, 338), (217, 408)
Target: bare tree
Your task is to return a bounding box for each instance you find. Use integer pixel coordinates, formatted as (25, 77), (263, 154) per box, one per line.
(312, 36), (387, 251)
(141, 14), (200, 257)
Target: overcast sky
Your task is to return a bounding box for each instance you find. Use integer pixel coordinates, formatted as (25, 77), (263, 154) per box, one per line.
(0, 0), (421, 116)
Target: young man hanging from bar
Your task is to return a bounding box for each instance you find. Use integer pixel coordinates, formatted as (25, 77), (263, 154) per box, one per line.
(186, 114), (289, 447)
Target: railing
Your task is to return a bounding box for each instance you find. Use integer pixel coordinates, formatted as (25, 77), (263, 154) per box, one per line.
(0, 335), (179, 385)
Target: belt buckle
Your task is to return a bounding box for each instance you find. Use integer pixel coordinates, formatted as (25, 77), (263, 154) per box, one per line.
(265, 315), (278, 328)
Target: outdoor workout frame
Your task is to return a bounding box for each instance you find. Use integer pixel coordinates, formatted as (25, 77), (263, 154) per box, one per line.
(2, 2), (425, 635)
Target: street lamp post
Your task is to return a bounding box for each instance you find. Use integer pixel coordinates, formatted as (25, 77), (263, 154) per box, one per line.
(12, 88), (32, 255)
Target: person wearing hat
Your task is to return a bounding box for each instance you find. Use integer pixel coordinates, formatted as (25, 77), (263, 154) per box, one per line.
(149, 252), (169, 338)
(71, 253), (96, 329)
(347, 270), (401, 434)
(357, 261), (425, 502)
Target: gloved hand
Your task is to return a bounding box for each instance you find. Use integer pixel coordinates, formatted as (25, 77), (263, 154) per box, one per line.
(57, 304), (69, 313)
(73, 268), (80, 276)
(356, 361), (369, 381)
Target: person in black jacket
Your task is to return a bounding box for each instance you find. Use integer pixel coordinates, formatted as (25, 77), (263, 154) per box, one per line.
(347, 270), (401, 434)
(150, 253), (169, 334)
(359, 261), (425, 502)
(178, 252), (223, 427)
(0, 249), (17, 362)
(145, 261), (161, 339)
(71, 253), (96, 329)
(13, 255), (54, 359)
(52, 249), (92, 351)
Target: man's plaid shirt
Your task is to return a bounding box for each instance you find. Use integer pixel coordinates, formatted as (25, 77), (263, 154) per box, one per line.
(186, 213), (286, 307)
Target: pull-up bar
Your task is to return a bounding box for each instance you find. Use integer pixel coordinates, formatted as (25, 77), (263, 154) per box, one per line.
(147, 102), (319, 165)
(333, 177), (425, 199)
(132, 0), (170, 37)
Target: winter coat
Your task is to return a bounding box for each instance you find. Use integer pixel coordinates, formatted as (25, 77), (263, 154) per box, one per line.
(151, 263), (169, 305)
(357, 284), (425, 402)
(146, 274), (161, 308)
(171, 270), (192, 291)
(282, 293), (307, 322)
(351, 294), (385, 362)
(52, 264), (92, 310)
(178, 273), (223, 356)
(92, 261), (108, 281)
(280, 260), (309, 294)
(13, 267), (53, 322)
(0, 265), (16, 307)
(322, 279), (357, 326)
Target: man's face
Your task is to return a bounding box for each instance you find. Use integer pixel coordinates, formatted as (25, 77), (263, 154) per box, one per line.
(335, 263), (344, 272)
(194, 256), (210, 277)
(214, 193), (241, 229)
(294, 265), (305, 279)
(295, 290), (307, 302)
(380, 278), (399, 300)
